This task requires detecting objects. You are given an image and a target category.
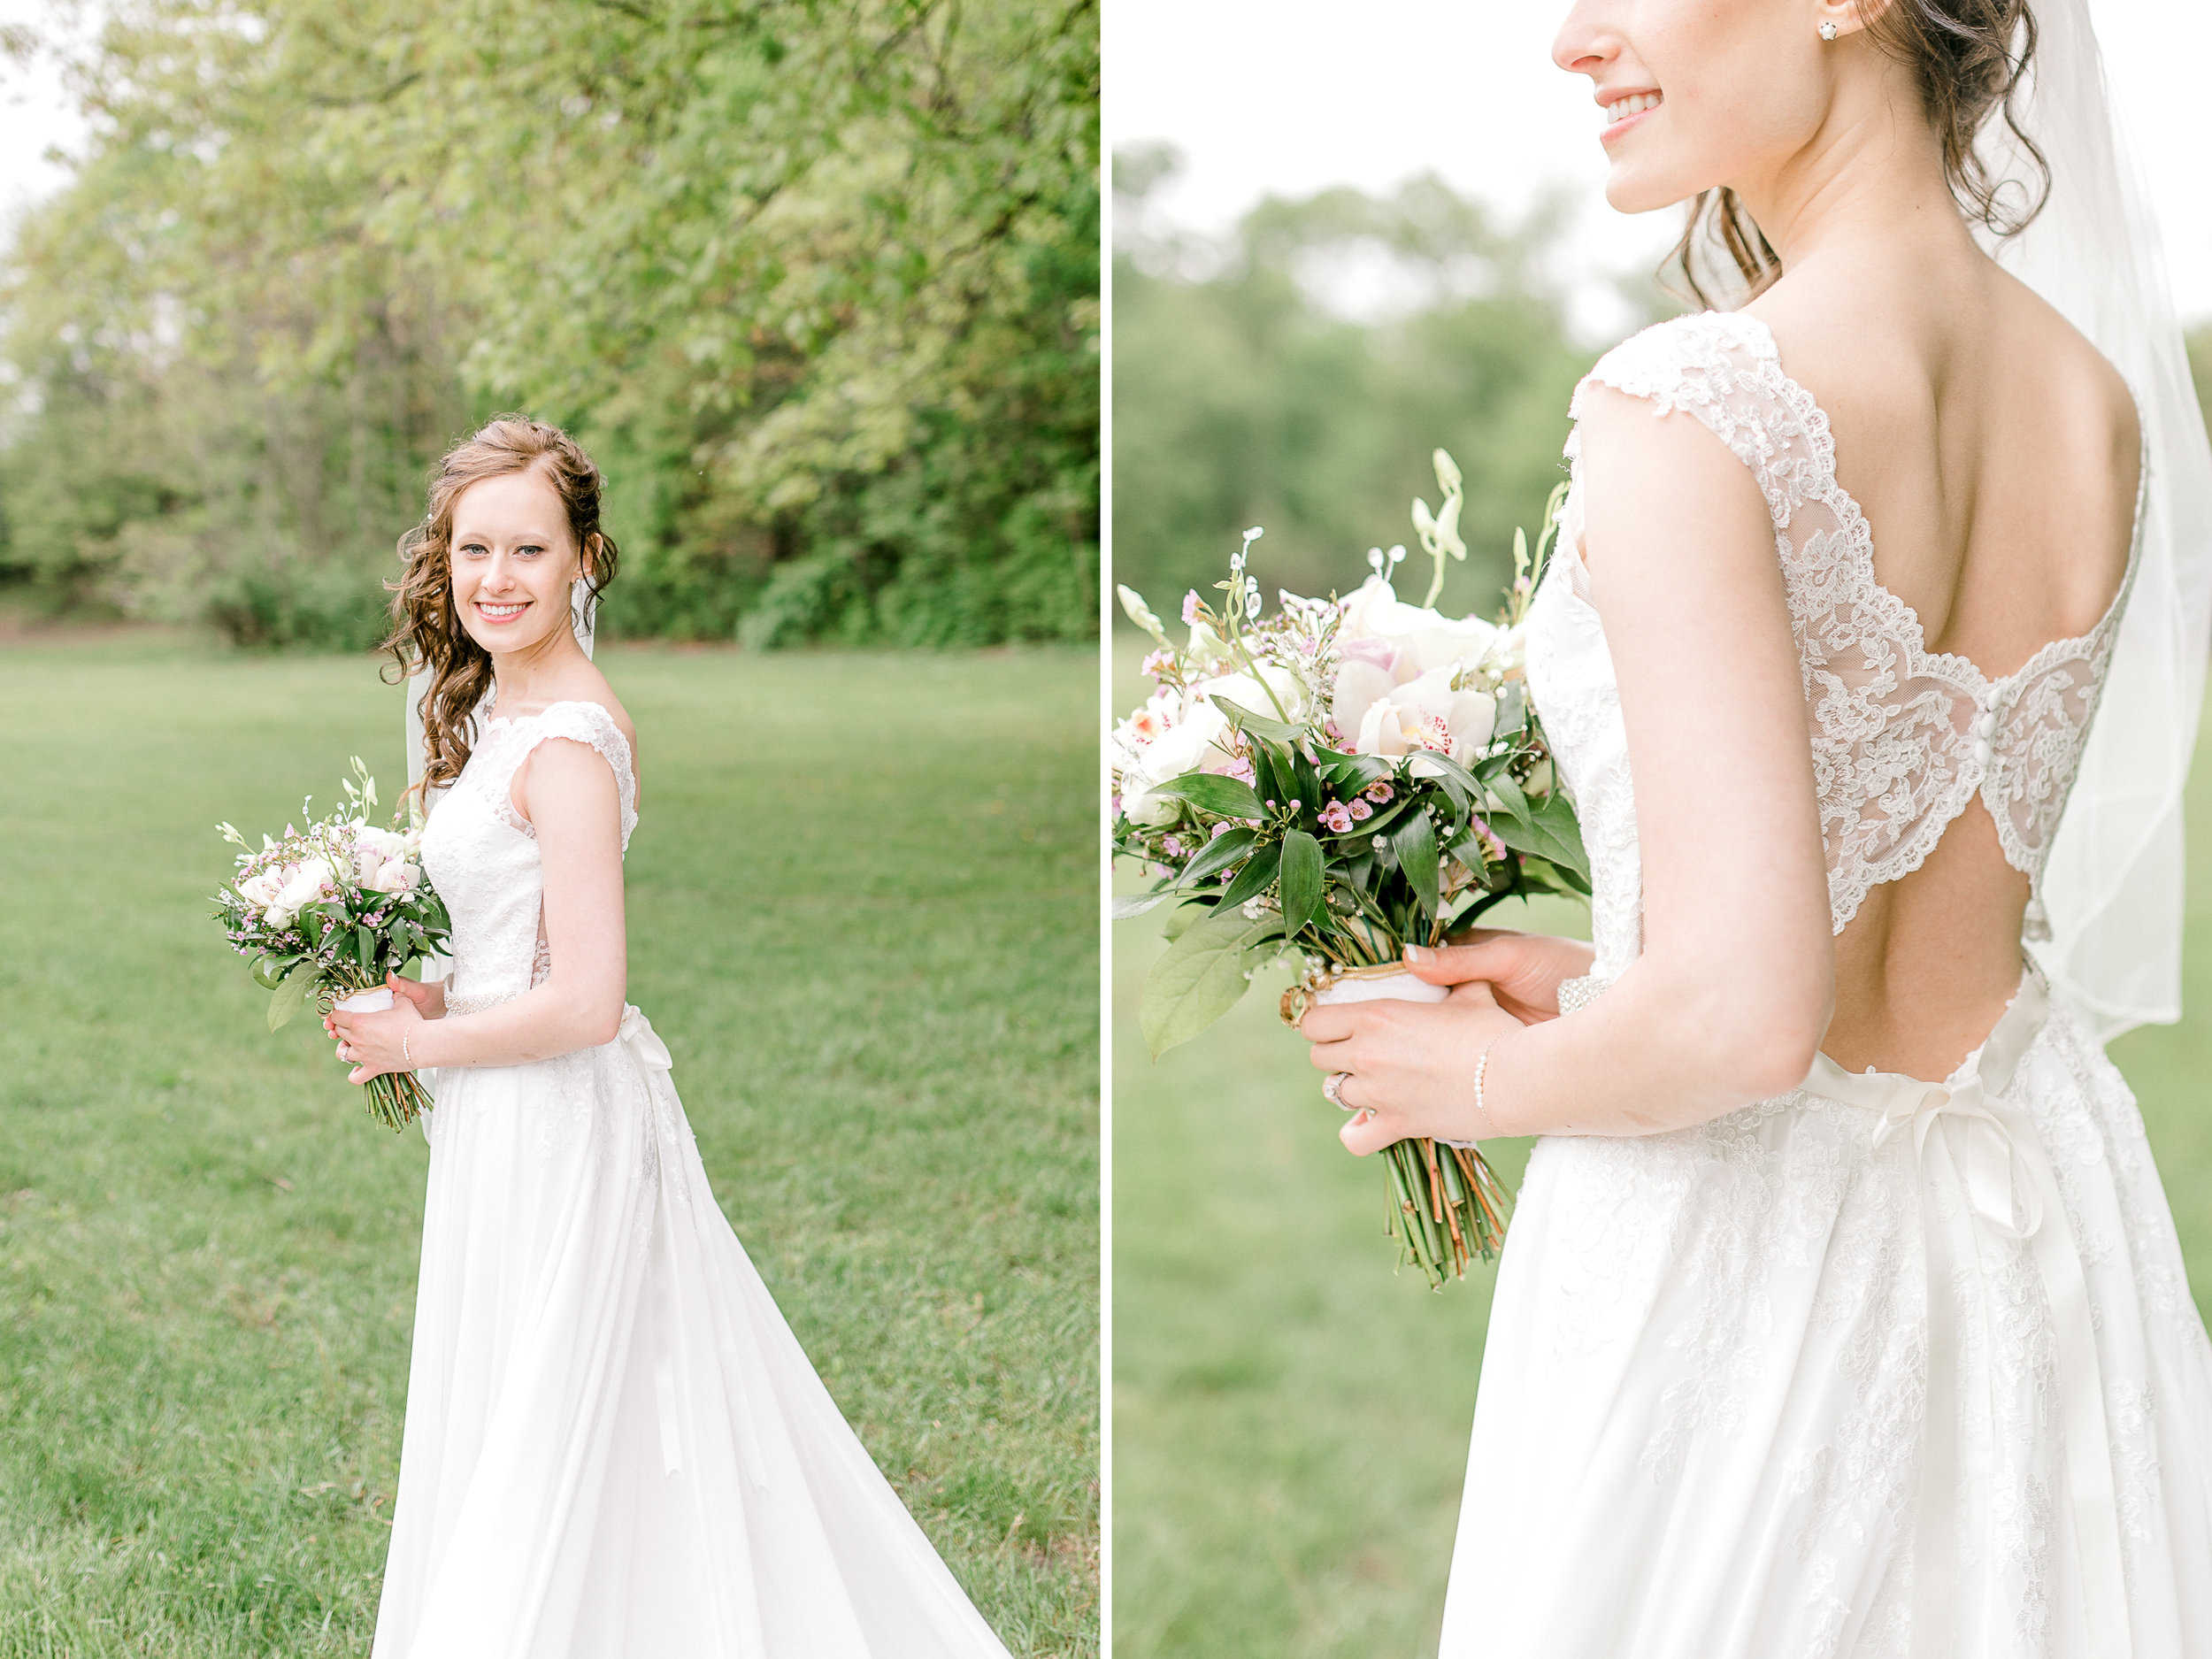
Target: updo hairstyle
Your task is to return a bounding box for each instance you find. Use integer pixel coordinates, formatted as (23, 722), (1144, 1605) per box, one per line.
(1671, 0), (2049, 306)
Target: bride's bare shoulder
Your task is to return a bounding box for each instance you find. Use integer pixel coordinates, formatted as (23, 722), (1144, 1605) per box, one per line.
(1745, 260), (2139, 469)
(518, 665), (640, 770)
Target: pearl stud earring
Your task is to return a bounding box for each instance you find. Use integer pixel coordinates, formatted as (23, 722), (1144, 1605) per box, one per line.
(1818, 19), (1839, 39)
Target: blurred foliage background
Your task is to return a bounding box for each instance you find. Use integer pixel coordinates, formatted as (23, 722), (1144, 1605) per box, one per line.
(0, 0), (1098, 649)
(1112, 143), (2212, 631)
(1110, 142), (2212, 1657)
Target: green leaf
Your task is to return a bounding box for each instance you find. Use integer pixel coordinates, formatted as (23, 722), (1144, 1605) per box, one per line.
(1162, 901), (1214, 942)
(1156, 772), (1267, 821)
(266, 963), (319, 1033)
(1176, 826), (1258, 889)
(355, 926), (376, 974)
(1486, 772), (1532, 823)
(1215, 840), (1282, 910)
(1412, 749), (1484, 799)
(1325, 794), (1414, 844)
(1529, 791), (1591, 883)
(250, 954), (303, 992)
(1250, 744), (1294, 821)
(1210, 697), (1302, 746)
(1390, 810), (1442, 921)
(1111, 891), (1176, 921)
(1494, 683), (1528, 740)
(1141, 908), (1284, 1058)
(1277, 830), (1323, 940)
(1319, 752), (1392, 793)
(1485, 786), (1588, 882)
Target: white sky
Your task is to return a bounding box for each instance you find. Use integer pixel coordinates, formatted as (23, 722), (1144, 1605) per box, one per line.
(0, 2), (82, 228)
(1107, 0), (2212, 333)
(1, 4), (2204, 327)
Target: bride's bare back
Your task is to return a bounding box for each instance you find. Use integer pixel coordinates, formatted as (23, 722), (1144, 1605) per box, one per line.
(1749, 255), (2142, 1077)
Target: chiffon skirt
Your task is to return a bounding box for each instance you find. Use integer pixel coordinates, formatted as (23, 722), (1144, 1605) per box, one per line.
(1440, 968), (2212, 1659)
(370, 1007), (1011, 1659)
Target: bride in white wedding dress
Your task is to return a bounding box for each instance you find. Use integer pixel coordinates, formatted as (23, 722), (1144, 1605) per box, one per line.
(1300, 2), (2212, 1655)
(326, 419), (1015, 1658)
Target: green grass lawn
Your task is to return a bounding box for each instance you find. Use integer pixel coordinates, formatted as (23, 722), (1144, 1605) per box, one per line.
(1110, 638), (2212, 1658)
(0, 637), (1097, 1657)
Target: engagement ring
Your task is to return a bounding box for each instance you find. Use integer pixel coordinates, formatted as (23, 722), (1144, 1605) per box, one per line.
(1323, 1071), (1351, 1110)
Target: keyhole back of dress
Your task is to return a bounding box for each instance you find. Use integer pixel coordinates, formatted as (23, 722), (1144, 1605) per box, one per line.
(1800, 290), (2143, 1080)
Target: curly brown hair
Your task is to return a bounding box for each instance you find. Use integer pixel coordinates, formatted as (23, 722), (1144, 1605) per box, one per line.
(380, 417), (620, 795)
(1669, 0), (2049, 307)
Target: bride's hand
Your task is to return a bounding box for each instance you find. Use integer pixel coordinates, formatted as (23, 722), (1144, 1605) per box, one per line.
(388, 971), (445, 1021)
(1413, 929), (1595, 1021)
(1299, 981), (1526, 1156)
(326, 987), (428, 1085)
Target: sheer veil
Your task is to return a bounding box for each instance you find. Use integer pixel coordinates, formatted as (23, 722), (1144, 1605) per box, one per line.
(1991, 0), (2212, 1037)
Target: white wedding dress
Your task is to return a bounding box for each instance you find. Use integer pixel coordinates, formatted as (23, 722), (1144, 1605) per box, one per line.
(372, 701), (1014, 1659)
(1440, 314), (2212, 1658)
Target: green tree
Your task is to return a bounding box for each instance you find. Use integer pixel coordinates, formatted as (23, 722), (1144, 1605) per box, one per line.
(1110, 153), (1601, 626)
(0, 0), (1098, 648)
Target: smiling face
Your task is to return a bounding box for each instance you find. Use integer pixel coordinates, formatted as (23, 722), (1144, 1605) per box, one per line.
(447, 465), (591, 658)
(1554, 0), (1845, 215)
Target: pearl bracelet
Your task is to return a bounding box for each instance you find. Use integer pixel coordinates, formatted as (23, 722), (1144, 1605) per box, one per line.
(403, 1031), (412, 1067)
(1472, 1035), (1502, 1140)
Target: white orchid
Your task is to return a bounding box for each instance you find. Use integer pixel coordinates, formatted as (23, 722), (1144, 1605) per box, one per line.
(1350, 664), (1499, 773)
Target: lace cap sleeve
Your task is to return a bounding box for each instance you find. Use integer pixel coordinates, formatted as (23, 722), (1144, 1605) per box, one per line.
(524, 702), (639, 850)
(1564, 311), (1826, 534)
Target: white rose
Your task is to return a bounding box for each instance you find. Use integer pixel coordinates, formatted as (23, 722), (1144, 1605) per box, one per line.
(1330, 634), (1402, 741)
(265, 857), (334, 927)
(1136, 700), (1232, 787)
(1191, 665), (1304, 726)
(1118, 786), (1179, 828)
(1335, 574), (1500, 710)
(234, 871), (284, 911)
(351, 826), (409, 888)
(366, 857), (420, 895)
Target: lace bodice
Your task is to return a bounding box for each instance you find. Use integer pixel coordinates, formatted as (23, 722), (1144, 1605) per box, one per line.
(417, 701), (638, 1016)
(1534, 311), (2145, 988)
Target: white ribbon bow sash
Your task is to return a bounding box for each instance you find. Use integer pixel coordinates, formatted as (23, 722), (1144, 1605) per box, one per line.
(617, 1002), (673, 1071)
(1810, 1031), (2130, 1659)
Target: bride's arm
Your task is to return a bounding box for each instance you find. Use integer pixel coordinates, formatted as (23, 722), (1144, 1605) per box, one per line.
(1302, 388), (1834, 1145)
(331, 738), (628, 1077)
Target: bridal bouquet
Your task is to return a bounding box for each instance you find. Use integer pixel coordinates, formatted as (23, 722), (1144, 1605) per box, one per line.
(1112, 453), (1588, 1286)
(211, 758), (449, 1131)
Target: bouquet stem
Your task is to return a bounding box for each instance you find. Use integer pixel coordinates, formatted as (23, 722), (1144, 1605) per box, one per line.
(364, 1070), (434, 1133)
(326, 984), (434, 1133)
(1384, 1136), (1513, 1289)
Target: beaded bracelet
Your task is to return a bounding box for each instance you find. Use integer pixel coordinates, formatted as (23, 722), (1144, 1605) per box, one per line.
(1472, 1035), (1502, 1140)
